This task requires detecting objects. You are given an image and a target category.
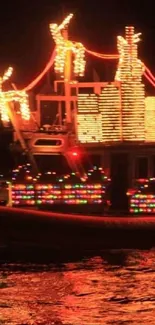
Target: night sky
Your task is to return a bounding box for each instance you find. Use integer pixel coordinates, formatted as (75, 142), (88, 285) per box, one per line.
(0, 0), (155, 170)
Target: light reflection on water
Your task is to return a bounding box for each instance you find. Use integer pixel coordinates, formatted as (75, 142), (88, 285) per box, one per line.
(0, 250), (155, 324)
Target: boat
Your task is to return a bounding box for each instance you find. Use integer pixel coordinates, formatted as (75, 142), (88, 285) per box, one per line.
(1, 15), (155, 262)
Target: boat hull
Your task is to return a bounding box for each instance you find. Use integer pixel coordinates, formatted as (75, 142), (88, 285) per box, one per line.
(0, 206), (155, 261)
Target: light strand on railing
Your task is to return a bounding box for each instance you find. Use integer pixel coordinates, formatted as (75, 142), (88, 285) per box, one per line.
(23, 48), (56, 91)
(144, 71), (155, 87)
(85, 48), (119, 59)
(144, 65), (155, 82)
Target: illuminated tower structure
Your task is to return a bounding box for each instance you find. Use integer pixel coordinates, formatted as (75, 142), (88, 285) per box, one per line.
(50, 13), (85, 125)
(115, 26), (145, 141)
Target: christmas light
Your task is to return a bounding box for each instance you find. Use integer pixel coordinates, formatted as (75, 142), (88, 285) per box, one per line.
(115, 26), (145, 141)
(77, 84), (121, 143)
(145, 97), (155, 141)
(2, 67), (13, 83)
(85, 49), (119, 60)
(128, 179), (155, 213)
(10, 164), (110, 206)
(50, 14), (85, 77)
(0, 68), (30, 123)
(98, 85), (122, 142)
(73, 42), (86, 77)
(11, 183), (105, 205)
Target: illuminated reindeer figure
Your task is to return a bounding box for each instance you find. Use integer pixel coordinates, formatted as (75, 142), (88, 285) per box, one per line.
(0, 67), (30, 124)
(115, 27), (144, 82)
(50, 13), (85, 78)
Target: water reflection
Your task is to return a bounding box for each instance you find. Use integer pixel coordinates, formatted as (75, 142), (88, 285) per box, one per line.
(0, 250), (155, 324)
(101, 250), (128, 266)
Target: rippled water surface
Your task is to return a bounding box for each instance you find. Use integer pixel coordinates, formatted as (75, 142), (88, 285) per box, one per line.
(1, 250), (155, 324)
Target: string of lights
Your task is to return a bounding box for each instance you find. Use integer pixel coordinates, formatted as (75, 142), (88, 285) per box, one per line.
(10, 164), (110, 206)
(85, 48), (119, 59)
(144, 65), (155, 81)
(50, 14), (86, 78)
(143, 70), (155, 87)
(23, 48), (56, 91)
(0, 67), (30, 123)
(128, 178), (155, 214)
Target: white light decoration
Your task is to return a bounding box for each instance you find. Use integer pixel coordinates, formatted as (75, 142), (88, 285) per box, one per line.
(76, 27), (147, 144)
(78, 93), (99, 113)
(77, 93), (102, 143)
(2, 67), (13, 83)
(50, 14), (86, 78)
(0, 67), (30, 123)
(99, 85), (122, 142)
(115, 26), (145, 141)
(77, 114), (102, 143)
(77, 85), (121, 143)
(145, 97), (155, 141)
(73, 42), (86, 77)
(17, 91), (30, 121)
(0, 101), (9, 122)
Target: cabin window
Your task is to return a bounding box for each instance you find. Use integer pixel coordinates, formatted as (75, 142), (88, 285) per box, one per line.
(34, 139), (62, 146)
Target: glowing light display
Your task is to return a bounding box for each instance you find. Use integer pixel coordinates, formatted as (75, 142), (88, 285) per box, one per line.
(76, 26), (152, 144)
(128, 179), (155, 213)
(11, 183), (105, 206)
(1, 20), (155, 148)
(130, 193), (155, 214)
(77, 93), (102, 143)
(145, 97), (155, 141)
(50, 14), (85, 78)
(0, 67), (30, 123)
(11, 164), (110, 206)
(77, 114), (102, 143)
(99, 85), (122, 142)
(115, 26), (145, 141)
(77, 84), (121, 143)
(0, 67), (13, 84)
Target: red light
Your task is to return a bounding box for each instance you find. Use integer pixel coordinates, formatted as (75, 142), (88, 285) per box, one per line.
(72, 152), (78, 157)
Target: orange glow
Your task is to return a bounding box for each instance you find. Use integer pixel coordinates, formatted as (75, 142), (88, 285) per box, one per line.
(115, 26), (145, 141)
(1, 19), (155, 148)
(11, 182), (105, 206)
(145, 97), (155, 141)
(0, 68), (30, 123)
(77, 84), (121, 143)
(50, 14), (85, 77)
(76, 27), (147, 143)
(85, 48), (119, 59)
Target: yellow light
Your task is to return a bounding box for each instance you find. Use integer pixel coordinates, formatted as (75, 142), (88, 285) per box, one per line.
(77, 26), (147, 144)
(77, 85), (121, 143)
(0, 67), (30, 123)
(50, 14), (85, 78)
(145, 97), (155, 141)
(2, 67), (13, 82)
(115, 26), (145, 141)
(58, 13), (73, 31)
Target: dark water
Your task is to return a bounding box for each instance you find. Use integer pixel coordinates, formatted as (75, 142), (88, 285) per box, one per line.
(1, 250), (155, 324)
